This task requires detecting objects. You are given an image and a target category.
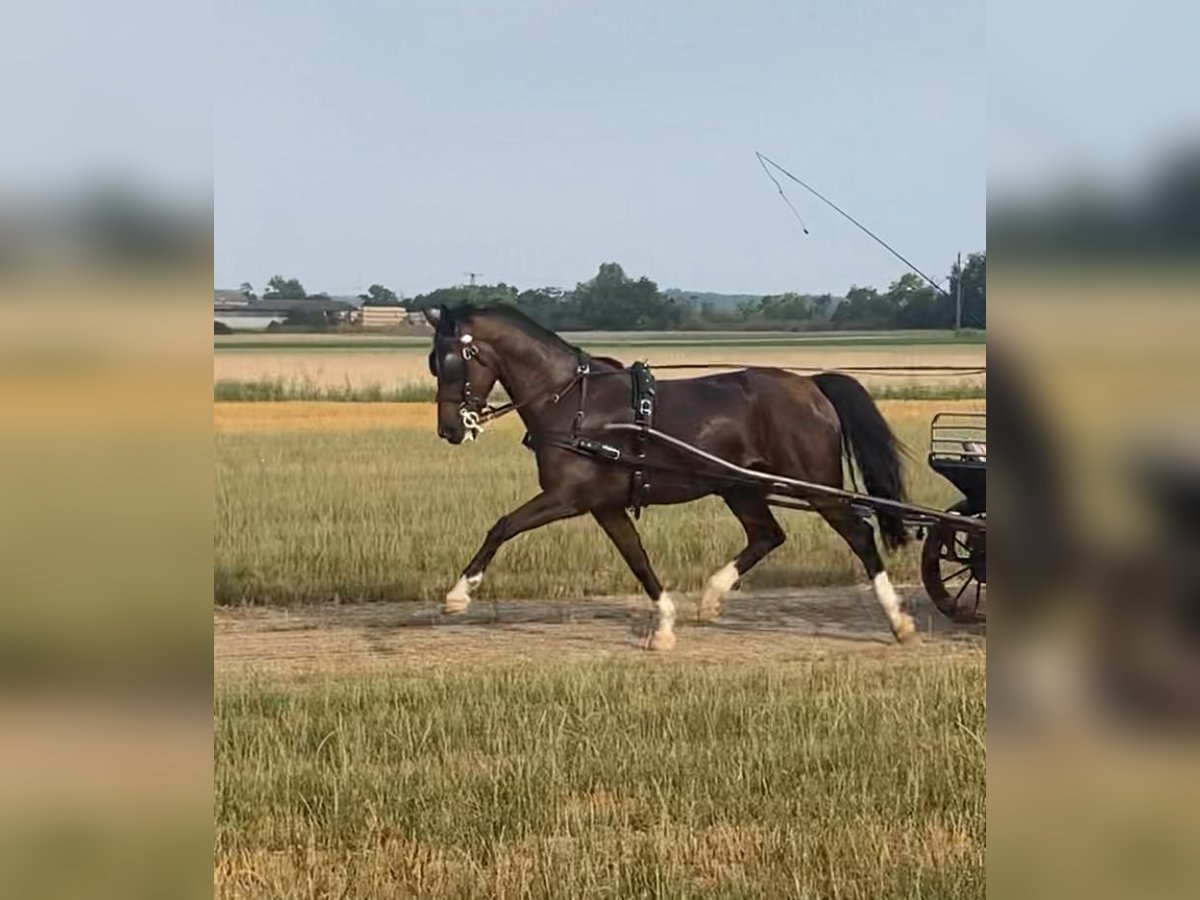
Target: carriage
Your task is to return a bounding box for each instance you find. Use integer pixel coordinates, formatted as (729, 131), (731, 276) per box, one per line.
(921, 413), (986, 623)
(602, 407), (987, 624)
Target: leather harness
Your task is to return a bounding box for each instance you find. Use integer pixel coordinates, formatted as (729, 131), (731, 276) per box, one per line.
(435, 336), (657, 517)
(520, 360), (656, 517)
(627, 361), (656, 517)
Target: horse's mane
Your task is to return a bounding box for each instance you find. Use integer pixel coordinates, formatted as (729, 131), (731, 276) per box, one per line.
(449, 304), (624, 368)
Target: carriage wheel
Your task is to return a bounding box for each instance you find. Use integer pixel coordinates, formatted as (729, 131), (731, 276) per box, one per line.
(921, 502), (986, 624)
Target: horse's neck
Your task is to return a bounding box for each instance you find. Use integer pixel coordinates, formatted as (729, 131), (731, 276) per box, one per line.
(484, 324), (578, 407)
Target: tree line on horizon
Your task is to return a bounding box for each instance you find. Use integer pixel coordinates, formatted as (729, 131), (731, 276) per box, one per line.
(240, 252), (985, 331)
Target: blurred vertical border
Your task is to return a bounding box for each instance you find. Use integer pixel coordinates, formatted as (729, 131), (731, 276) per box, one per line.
(990, 1), (1200, 898)
(0, 2), (212, 899)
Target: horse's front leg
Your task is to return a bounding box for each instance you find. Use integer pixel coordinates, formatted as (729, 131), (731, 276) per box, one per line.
(443, 491), (582, 614)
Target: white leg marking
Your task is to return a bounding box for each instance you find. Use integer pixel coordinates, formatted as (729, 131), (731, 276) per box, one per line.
(444, 572), (482, 614)
(699, 561), (739, 620)
(648, 591), (677, 651)
(872, 571), (917, 644)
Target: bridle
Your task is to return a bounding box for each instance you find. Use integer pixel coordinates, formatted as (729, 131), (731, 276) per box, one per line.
(430, 333), (489, 440)
(431, 331), (597, 441)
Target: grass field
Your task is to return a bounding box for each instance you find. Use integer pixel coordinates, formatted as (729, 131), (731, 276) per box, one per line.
(215, 652), (985, 900)
(214, 387), (986, 899)
(214, 400), (980, 606)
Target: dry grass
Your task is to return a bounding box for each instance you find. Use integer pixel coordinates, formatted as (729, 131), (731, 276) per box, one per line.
(214, 400), (982, 606)
(215, 653), (985, 900)
(214, 401), (436, 433)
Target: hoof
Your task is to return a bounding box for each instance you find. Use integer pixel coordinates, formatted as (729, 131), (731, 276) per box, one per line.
(892, 617), (920, 646)
(646, 629), (677, 652)
(442, 595), (471, 615)
(443, 574), (479, 615)
(698, 563), (737, 622)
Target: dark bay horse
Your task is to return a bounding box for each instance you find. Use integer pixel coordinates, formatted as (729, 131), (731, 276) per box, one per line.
(424, 304), (916, 649)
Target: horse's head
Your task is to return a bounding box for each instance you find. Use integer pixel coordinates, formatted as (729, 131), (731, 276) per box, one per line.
(424, 305), (499, 444)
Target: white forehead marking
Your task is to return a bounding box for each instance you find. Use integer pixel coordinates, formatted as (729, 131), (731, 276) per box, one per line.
(459, 334), (474, 344)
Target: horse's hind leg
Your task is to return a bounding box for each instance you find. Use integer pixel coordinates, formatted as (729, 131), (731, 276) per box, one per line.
(818, 504), (918, 644)
(698, 490), (786, 622)
(591, 506), (676, 651)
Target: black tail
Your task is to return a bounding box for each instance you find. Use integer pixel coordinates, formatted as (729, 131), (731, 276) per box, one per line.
(813, 372), (908, 549)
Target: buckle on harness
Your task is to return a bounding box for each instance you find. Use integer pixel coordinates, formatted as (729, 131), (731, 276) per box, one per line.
(576, 438), (621, 461)
(460, 407), (484, 440)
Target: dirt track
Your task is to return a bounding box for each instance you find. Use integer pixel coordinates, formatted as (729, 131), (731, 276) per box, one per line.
(215, 585), (985, 677)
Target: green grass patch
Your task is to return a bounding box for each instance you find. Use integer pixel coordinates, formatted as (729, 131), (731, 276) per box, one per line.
(214, 378), (982, 404)
(869, 383), (986, 401)
(214, 377), (435, 403)
(215, 655), (985, 899)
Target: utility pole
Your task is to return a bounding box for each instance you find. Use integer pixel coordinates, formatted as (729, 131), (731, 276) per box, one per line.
(954, 251), (963, 335)
(464, 271), (483, 288)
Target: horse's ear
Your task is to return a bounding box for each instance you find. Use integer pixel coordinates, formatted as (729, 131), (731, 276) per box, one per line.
(422, 306), (442, 327)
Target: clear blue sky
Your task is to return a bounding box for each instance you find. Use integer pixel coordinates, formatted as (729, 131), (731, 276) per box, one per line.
(214, 0), (984, 298)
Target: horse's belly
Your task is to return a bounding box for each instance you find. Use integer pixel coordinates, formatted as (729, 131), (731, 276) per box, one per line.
(638, 471), (720, 506)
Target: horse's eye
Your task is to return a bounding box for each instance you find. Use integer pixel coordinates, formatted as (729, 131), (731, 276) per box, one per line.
(427, 349), (437, 377)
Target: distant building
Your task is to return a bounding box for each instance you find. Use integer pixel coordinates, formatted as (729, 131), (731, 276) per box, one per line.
(214, 289), (355, 331)
(360, 305), (431, 328)
(214, 288), (251, 307)
(360, 305), (409, 329)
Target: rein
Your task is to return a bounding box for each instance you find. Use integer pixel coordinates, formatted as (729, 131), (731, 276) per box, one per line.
(646, 363), (987, 376)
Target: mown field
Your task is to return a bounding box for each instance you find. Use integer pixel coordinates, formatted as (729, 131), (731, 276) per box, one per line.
(215, 652), (985, 900)
(214, 400), (981, 606)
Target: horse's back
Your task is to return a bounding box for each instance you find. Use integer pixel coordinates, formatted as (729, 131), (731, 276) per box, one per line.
(654, 367), (843, 486)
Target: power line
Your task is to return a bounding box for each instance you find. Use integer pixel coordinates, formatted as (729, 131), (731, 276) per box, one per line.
(755, 151), (949, 297)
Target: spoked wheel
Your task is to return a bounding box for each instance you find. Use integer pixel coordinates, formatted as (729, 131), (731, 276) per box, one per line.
(921, 502), (986, 623)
